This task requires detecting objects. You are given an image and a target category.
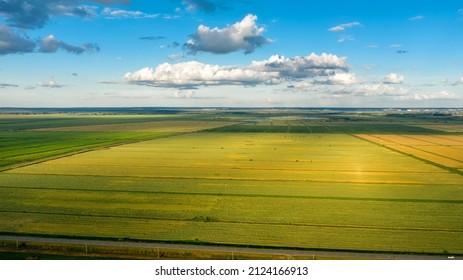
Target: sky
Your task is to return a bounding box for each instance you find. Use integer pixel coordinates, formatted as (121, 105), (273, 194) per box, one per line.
(0, 0), (462, 108)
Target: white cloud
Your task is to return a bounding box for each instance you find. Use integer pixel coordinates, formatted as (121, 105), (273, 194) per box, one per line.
(124, 61), (280, 88)
(366, 44), (379, 48)
(37, 78), (66, 88)
(174, 90), (195, 99)
(397, 91), (458, 101)
(249, 53), (349, 78)
(389, 44), (402, 48)
(357, 84), (408, 96)
(185, 14), (271, 54)
(101, 8), (159, 18)
(409, 15), (424, 21)
(287, 81), (313, 91)
(124, 53), (350, 88)
(383, 73), (405, 84)
(459, 77), (463, 84)
(328, 22), (361, 32)
(327, 73), (357, 85)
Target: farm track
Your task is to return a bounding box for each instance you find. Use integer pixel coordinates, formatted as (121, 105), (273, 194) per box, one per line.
(0, 235), (458, 260)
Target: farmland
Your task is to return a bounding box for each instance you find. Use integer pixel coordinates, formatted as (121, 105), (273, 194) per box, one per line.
(0, 108), (463, 258)
(0, 112), (236, 169)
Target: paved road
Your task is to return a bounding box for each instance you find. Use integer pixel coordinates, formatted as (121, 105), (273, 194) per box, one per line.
(0, 235), (458, 260)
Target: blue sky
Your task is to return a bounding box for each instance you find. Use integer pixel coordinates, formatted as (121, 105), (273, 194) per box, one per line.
(0, 0), (462, 107)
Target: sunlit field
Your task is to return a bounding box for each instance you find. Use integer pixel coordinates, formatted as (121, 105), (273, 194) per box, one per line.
(1, 120), (462, 254)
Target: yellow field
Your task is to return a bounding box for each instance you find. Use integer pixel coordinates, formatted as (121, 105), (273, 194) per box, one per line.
(2, 132), (463, 254)
(7, 133), (462, 184)
(356, 134), (463, 169)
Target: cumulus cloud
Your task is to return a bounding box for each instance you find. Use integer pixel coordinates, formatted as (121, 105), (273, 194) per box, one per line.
(357, 84), (408, 96)
(249, 53), (349, 78)
(185, 14), (271, 55)
(328, 22), (361, 32)
(124, 61), (280, 88)
(325, 73), (357, 85)
(397, 91), (458, 101)
(124, 52), (350, 88)
(383, 73), (405, 84)
(0, 25), (35, 54)
(39, 34), (100, 54)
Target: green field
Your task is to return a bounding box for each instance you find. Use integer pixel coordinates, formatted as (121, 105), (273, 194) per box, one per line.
(0, 109), (462, 257)
(0, 113), (235, 169)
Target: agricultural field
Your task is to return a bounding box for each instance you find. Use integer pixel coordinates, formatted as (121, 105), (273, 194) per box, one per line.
(0, 113), (236, 169)
(1, 108), (463, 257)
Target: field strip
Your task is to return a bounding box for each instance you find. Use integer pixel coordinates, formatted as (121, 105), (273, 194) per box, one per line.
(1, 210), (462, 233)
(400, 135), (463, 146)
(408, 135), (463, 145)
(30, 162), (448, 174)
(2, 185), (462, 204)
(0, 132), (188, 172)
(354, 134), (463, 175)
(5, 171), (461, 185)
(376, 136), (463, 164)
